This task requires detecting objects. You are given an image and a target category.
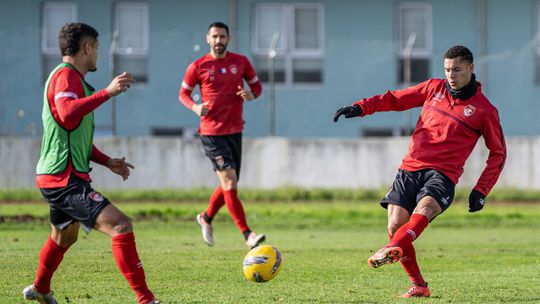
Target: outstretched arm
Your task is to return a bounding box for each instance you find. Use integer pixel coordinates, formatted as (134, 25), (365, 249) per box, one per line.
(354, 80), (430, 116)
(333, 80), (431, 122)
(333, 105), (362, 122)
(55, 70), (134, 124)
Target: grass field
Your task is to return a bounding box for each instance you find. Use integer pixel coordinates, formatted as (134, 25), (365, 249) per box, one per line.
(1, 200), (539, 303)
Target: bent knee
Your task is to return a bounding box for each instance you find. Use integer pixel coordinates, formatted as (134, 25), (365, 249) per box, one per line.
(221, 181), (237, 190)
(218, 169), (238, 190)
(220, 177), (237, 190)
(112, 218), (133, 235)
(57, 235), (78, 247)
(387, 222), (402, 236)
(414, 199), (442, 219)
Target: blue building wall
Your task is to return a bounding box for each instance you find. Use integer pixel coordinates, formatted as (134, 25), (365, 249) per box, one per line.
(0, 0), (539, 137)
(485, 0), (540, 135)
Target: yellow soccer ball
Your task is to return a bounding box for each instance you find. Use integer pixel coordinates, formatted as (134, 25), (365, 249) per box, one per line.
(242, 245), (283, 283)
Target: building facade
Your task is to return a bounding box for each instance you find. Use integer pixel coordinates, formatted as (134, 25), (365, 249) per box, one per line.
(1, 0), (539, 138)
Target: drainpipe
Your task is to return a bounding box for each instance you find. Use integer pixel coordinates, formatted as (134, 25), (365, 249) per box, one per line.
(403, 33), (416, 136)
(110, 31), (118, 137)
(477, 0), (487, 91)
(229, 0), (237, 51)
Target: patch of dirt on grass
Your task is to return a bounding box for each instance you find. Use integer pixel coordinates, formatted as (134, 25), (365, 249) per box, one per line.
(0, 214), (46, 223)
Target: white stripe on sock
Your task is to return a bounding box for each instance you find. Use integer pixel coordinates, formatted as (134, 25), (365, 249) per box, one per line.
(407, 229), (417, 240)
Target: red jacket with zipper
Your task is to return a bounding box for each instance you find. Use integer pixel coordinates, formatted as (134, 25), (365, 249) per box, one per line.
(354, 78), (506, 196)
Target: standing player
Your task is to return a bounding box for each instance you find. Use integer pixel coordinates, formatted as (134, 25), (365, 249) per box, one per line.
(334, 45), (506, 298)
(23, 23), (159, 304)
(179, 22), (265, 249)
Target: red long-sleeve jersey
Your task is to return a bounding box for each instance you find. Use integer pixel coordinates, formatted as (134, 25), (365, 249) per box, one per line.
(36, 65), (111, 188)
(179, 52), (262, 135)
(355, 78), (506, 196)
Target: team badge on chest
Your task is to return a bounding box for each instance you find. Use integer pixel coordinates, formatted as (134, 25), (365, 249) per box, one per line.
(463, 104), (476, 117)
(229, 64), (238, 74)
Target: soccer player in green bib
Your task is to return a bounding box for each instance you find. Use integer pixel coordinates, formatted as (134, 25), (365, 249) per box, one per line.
(23, 23), (159, 304)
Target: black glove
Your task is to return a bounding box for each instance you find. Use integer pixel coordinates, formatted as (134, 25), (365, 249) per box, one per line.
(333, 105), (362, 122)
(468, 190), (486, 213)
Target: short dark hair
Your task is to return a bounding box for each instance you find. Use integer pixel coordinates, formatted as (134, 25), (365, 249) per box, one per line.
(58, 22), (99, 56)
(444, 45), (473, 63)
(208, 22), (229, 36)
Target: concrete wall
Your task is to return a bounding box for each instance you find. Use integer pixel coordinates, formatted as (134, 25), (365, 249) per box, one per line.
(1, 136), (538, 190)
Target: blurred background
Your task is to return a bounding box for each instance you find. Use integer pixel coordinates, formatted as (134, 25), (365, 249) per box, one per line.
(1, 0), (539, 190)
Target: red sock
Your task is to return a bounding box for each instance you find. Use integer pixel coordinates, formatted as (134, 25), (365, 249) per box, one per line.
(33, 236), (70, 294)
(400, 244), (426, 285)
(223, 189), (250, 233)
(388, 214), (429, 248)
(388, 229), (426, 286)
(112, 232), (155, 304)
(206, 185), (225, 218)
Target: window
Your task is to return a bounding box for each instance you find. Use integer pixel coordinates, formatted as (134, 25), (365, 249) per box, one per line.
(252, 3), (324, 86)
(362, 127), (394, 137)
(41, 2), (77, 81)
(396, 3), (432, 84)
(113, 3), (149, 83)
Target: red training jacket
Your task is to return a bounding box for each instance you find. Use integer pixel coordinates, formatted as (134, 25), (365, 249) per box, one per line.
(179, 52), (262, 136)
(354, 78), (506, 196)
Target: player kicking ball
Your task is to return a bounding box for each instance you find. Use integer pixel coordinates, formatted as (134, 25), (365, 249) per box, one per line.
(334, 45), (506, 298)
(179, 22), (265, 249)
(23, 23), (159, 304)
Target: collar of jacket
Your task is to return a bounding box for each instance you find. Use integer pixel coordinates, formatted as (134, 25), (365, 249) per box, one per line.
(445, 73), (477, 100)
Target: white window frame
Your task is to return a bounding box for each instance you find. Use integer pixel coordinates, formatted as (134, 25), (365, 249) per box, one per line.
(41, 2), (77, 55)
(396, 2), (432, 59)
(290, 3), (325, 55)
(113, 2), (149, 56)
(252, 3), (289, 56)
(252, 3), (325, 87)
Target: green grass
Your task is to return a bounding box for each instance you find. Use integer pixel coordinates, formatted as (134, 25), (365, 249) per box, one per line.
(4, 187), (540, 202)
(1, 201), (539, 303)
